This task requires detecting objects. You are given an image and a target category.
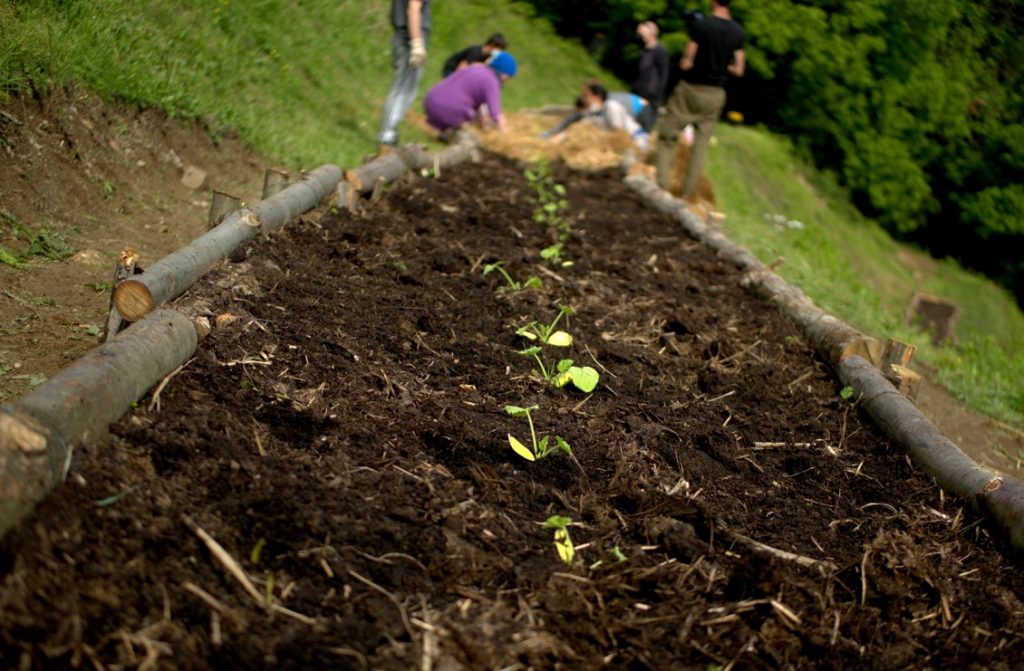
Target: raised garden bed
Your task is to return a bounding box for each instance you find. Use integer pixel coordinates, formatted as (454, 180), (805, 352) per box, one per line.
(1, 152), (1021, 669)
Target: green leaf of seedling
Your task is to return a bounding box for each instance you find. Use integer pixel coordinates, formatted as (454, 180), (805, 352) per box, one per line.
(544, 515), (572, 529)
(251, 537), (266, 565)
(555, 435), (572, 456)
(611, 546), (628, 562)
(482, 262), (500, 275)
(554, 527), (574, 564)
(554, 184), (566, 196)
(95, 486), (137, 507)
(556, 359), (574, 373)
(540, 244), (562, 260)
(523, 276), (542, 289)
(85, 324), (101, 336)
(537, 435), (550, 457)
(509, 434), (536, 461)
(840, 385), (854, 401)
(569, 366), (600, 393)
(517, 325), (539, 340)
(545, 331), (573, 347)
(504, 404), (532, 417)
(552, 369), (572, 388)
(518, 346), (542, 356)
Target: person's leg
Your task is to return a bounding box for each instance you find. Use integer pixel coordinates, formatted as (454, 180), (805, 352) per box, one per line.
(654, 83), (698, 189)
(378, 32), (426, 146)
(638, 103), (657, 133)
(680, 85), (726, 198)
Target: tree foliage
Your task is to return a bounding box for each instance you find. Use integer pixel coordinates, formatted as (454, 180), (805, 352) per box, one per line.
(521, 0), (1024, 303)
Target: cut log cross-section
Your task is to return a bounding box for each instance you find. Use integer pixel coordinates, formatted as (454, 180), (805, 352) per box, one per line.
(102, 247), (141, 342)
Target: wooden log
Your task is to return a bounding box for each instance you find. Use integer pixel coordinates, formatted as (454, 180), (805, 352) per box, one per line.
(624, 174), (764, 272)
(839, 356), (1024, 550)
(345, 144), (431, 194)
(102, 247), (141, 342)
(209, 190), (242, 229)
(0, 309), (198, 537)
(261, 168), (290, 199)
(113, 163), (342, 322)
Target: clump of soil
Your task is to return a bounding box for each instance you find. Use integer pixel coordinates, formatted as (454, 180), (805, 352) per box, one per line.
(0, 151), (1021, 670)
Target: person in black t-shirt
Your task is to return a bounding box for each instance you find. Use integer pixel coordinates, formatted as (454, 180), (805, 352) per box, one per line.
(441, 33), (508, 78)
(631, 21), (670, 111)
(653, 0), (744, 200)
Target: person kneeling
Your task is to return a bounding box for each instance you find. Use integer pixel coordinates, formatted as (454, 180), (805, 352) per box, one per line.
(424, 52), (517, 140)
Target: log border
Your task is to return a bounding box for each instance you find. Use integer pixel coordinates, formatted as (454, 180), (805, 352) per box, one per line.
(624, 173), (1024, 552)
(0, 134), (481, 539)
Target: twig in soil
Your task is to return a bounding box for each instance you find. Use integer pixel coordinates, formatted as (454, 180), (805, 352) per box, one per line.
(705, 390), (736, 403)
(327, 647), (368, 669)
(770, 599), (802, 628)
(860, 547), (872, 605)
(183, 516), (316, 626)
(252, 425), (266, 457)
(727, 530), (837, 575)
(719, 339), (763, 366)
(786, 367), (815, 390)
(535, 264), (567, 284)
(147, 358), (194, 412)
(722, 637), (758, 671)
(583, 343), (618, 379)
(181, 581), (245, 627)
(347, 569), (415, 644)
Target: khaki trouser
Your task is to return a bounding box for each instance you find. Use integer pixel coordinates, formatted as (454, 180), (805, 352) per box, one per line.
(654, 81), (726, 197)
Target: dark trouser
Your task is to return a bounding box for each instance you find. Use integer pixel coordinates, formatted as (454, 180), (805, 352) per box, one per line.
(654, 81), (726, 197)
(637, 103), (658, 133)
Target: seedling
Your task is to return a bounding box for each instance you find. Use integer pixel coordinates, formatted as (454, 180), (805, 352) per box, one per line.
(543, 515), (575, 565)
(517, 304), (574, 345)
(840, 385), (854, 401)
(482, 260), (542, 294)
(516, 306), (599, 392)
(505, 404), (573, 461)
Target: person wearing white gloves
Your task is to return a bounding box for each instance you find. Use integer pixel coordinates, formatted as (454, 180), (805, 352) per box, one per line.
(377, 0), (431, 151)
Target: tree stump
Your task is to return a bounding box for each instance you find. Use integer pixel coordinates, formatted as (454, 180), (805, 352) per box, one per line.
(102, 247), (142, 342)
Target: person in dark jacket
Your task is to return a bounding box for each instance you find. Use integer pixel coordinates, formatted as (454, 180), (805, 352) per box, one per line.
(653, 0), (744, 199)
(441, 33), (508, 77)
(631, 21), (670, 110)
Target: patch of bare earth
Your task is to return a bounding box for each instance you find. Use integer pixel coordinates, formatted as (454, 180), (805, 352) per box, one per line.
(0, 91), (1021, 669)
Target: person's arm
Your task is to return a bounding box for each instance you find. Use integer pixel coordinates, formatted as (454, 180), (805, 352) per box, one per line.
(407, 1), (426, 67)
(494, 113), (508, 132)
(680, 40), (698, 71)
(541, 111), (585, 138)
(728, 49), (745, 77)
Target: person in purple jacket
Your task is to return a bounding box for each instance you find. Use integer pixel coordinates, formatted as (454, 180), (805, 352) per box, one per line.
(424, 51), (517, 137)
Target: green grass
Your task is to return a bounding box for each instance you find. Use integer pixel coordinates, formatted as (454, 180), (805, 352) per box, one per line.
(707, 124), (1024, 427)
(0, 0), (606, 168)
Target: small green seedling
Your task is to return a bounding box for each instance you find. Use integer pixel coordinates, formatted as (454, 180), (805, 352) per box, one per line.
(552, 358), (600, 392)
(482, 260), (542, 294)
(840, 385), (855, 401)
(544, 515), (575, 565)
(517, 304), (574, 345)
(505, 404), (572, 461)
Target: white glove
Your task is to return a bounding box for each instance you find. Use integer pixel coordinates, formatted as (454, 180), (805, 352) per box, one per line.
(409, 37), (427, 68)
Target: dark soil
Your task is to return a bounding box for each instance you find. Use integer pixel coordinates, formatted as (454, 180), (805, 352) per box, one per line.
(1, 152), (1022, 670)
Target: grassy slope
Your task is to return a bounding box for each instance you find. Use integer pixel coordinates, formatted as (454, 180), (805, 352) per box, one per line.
(2, 0), (1020, 426)
(0, 0), (605, 167)
(707, 125), (1024, 427)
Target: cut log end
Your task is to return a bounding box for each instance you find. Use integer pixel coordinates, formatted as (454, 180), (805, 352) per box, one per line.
(0, 411), (48, 455)
(114, 279), (156, 323)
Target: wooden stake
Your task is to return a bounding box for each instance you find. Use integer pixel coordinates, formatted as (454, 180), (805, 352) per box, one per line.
(103, 247), (141, 340)
(882, 338), (916, 369)
(261, 168), (289, 199)
(208, 191), (242, 229)
(884, 363), (921, 401)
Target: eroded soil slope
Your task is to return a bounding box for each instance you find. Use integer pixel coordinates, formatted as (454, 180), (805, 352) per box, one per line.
(0, 152), (1022, 670)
